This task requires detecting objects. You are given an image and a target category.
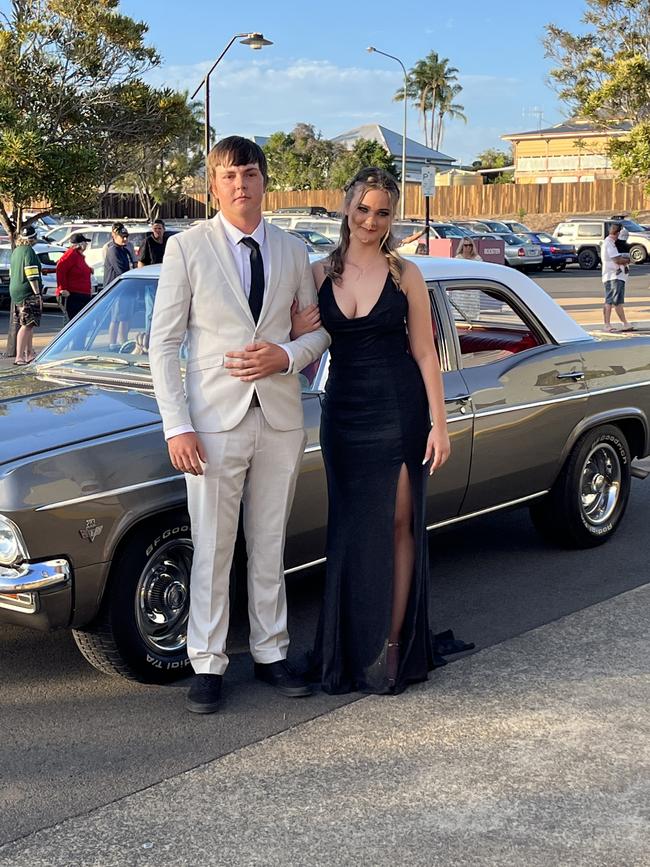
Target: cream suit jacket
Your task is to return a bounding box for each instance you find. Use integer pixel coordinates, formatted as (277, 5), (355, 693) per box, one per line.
(149, 216), (330, 434)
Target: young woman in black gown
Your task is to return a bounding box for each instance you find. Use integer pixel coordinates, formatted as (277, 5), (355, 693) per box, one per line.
(293, 168), (450, 695)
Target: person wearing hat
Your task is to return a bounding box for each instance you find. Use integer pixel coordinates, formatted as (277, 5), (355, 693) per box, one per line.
(104, 222), (136, 347)
(9, 225), (43, 364)
(138, 218), (171, 267)
(55, 233), (94, 320)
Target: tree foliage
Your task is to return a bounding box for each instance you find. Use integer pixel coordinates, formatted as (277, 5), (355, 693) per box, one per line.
(544, 0), (650, 189)
(0, 0), (160, 239)
(329, 139), (397, 189)
(264, 124), (343, 190)
(119, 91), (204, 222)
(394, 51), (466, 150)
(473, 148), (513, 169)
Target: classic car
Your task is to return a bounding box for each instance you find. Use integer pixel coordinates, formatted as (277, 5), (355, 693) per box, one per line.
(1, 257), (649, 684)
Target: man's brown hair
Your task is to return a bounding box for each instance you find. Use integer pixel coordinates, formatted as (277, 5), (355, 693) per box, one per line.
(207, 136), (268, 186)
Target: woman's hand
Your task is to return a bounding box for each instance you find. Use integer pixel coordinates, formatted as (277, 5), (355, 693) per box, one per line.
(290, 299), (321, 339)
(422, 425), (451, 476)
(59, 289), (70, 297)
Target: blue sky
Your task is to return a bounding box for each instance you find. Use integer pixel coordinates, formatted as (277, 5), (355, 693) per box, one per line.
(39, 1), (595, 163)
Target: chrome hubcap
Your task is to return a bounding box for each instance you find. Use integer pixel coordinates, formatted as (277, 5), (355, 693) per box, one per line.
(580, 444), (621, 526)
(135, 539), (193, 653)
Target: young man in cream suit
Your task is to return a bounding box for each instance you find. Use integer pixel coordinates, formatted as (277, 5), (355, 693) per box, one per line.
(149, 137), (330, 713)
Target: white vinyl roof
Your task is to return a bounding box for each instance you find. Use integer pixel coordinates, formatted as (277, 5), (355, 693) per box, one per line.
(134, 256), (589, 346)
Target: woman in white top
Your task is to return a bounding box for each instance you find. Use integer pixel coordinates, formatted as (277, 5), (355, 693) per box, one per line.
(455, 237), (482, 261)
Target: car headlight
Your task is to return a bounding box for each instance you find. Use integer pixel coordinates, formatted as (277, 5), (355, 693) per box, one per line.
(0, 515), (27, 566)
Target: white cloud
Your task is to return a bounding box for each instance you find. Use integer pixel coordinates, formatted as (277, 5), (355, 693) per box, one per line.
(145, 56), (530, 163)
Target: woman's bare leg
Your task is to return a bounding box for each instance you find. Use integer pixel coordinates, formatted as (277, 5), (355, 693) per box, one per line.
(389, 464), (414, 643)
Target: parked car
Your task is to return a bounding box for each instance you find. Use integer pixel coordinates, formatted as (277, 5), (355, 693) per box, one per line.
(456, 219), (511, 234)
(50, 223), (180, 286)
(492, 233), (544, 270)
(517, 232), (577, 271)
(1, 257), (649, 682)
(264, 213), (341, 240)
(554, 217), (650, 268)
(502, 220), (533, 234)
(287, 229), (336, 251)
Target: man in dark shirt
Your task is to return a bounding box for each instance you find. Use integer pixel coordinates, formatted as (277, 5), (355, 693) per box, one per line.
(105, 222), (134, 348)
(138, 218), (171, 267)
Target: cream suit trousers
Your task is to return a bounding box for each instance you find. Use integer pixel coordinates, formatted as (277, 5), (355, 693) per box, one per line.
(185, 407), (306, 675)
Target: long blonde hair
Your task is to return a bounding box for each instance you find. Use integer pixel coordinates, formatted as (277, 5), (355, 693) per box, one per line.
(325, 167), (404, 286)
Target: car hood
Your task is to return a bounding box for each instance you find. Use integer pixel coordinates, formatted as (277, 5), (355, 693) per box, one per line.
(0, 369), (161, 465)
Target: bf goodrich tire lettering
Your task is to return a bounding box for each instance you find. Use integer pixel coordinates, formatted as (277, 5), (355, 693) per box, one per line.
(72, 513), (194, 683)
(529, 424), (631, 548)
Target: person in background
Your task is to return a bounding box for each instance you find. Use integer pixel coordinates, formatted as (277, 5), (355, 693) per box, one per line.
(104, 222), (135, 347)
(138, 218), (170, 267)
(55, 233), (93, 320)
(138, 218), (171, 347)
(455, 237), (482, 261)
(9, 226), (43, 365)
(601, 223), (634, 332)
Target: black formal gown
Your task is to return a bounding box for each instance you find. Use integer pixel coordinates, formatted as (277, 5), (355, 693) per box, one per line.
(314, 272), (434, 695)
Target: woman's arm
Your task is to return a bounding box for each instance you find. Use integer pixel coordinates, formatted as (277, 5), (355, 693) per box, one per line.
(402, 260), (450, 474)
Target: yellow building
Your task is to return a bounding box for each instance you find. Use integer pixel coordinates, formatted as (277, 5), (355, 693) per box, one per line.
(502, 118), (631, 185)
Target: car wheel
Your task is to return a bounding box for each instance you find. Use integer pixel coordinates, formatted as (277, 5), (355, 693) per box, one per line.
(530, 424), (631, 548)
(577, 248), (599, 270)
(73, 512), (195, 683)
(551, 262), (566, 272)
(628, 244), (647, 265)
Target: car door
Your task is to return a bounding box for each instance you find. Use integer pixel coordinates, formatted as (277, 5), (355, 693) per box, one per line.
(439, 278), (589, 514)
(425, 282), (473, 525)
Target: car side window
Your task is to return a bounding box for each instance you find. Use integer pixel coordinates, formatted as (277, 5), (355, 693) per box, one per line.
(91, 232), (111, 248)
(445, 284), (544, 369)
(577, 224), (603, 238)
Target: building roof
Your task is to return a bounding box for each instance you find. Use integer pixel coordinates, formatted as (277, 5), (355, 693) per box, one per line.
(332, 124), (455, 165)
(502, 118), (633, 141)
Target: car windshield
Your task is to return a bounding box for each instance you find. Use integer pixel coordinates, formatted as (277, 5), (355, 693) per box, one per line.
(434, 225), (467, 238)
(36, 275), (166, 372)
(535, 232), (555, 244)
(500, 233), (531, 245)
(621, 219), (645, 232)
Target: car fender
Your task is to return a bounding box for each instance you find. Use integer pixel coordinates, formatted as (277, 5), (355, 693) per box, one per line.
(557, 407), (649, 472)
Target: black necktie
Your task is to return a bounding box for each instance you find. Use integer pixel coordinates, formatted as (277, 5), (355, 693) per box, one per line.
(240, 236), (264, 323)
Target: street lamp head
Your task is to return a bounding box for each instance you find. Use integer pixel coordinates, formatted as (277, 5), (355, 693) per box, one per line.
(366, 46), (376, 53)
(240, 33), (273, 50)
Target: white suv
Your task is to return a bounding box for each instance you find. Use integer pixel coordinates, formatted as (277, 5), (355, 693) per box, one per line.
(554, 217), (650, 269)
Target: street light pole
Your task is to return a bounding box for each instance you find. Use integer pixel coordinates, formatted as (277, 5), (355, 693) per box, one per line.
(192, 32), (272, 220)
(367, 46), (408, 220)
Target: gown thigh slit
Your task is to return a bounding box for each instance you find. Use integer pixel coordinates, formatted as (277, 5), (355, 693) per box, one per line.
(314, 273), (435, 695)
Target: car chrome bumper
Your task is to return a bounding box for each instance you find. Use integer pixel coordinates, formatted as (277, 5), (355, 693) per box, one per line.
(0, 558), (70, 595)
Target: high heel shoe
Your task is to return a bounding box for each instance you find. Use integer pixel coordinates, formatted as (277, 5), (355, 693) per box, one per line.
(386, 641), (400, 688)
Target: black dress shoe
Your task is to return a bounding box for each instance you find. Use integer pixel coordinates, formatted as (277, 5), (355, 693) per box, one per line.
(254, 660), (313, 697)
(186, 673), (223, 714)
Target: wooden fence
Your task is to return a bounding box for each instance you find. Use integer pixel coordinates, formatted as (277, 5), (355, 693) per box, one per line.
(29, 178), (650, 222)
(264, 179), (650, 220)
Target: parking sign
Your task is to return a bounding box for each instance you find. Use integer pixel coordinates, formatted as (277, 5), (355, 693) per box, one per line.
(421, 166), (436, 197)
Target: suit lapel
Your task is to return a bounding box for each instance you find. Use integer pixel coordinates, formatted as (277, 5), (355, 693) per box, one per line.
(257, 222), (283, 326)
(205, 216), (255, 325)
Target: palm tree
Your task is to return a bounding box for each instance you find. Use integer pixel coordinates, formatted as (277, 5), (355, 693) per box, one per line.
(434, 82), (467, 151)
(394, 51), (465, 150)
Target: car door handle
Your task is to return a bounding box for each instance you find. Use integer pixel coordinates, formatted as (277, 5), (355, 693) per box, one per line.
(556, 370), (584, 381)
(445, 395), (472, 413)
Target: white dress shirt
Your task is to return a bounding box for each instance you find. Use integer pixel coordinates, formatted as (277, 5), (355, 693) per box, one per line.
(165, 213), (294, 441)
